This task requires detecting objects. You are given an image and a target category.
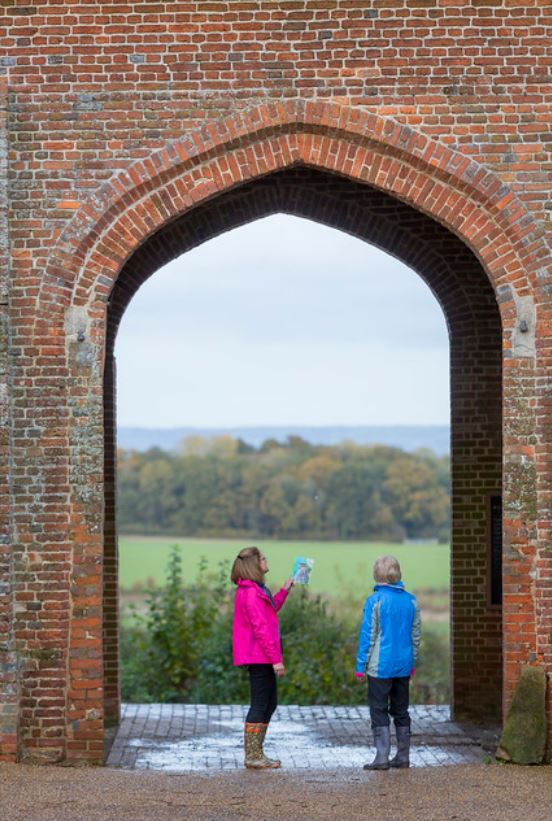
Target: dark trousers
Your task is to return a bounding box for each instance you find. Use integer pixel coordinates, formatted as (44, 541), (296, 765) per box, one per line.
(246, 664), (278, 724)
(367, 675), (410, 729)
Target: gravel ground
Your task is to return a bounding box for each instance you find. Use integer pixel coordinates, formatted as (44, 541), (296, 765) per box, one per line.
(1, 762), (551, 821)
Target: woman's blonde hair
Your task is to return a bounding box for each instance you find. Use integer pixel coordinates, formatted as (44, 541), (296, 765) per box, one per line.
(373, 555), (402, 585)
(231, 546), (264, 584)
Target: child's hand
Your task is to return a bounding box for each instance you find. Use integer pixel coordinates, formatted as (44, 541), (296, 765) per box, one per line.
(355, 672), (365, 681)
(410, 668), (415, 678)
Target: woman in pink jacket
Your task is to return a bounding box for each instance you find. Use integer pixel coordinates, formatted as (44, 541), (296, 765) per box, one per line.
(231, 546), (294, 769)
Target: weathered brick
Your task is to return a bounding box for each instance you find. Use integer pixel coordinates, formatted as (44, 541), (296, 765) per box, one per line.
(1, 1), (551, 767)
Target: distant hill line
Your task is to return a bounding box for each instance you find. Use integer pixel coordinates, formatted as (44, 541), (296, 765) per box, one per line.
(118, 425), (450, 455)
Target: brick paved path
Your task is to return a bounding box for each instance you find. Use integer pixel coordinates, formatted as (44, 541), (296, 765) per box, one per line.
(107, 705), (500, 772)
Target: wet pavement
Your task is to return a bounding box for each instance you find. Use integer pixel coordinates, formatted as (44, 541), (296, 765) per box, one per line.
(107, 704), (501, 772)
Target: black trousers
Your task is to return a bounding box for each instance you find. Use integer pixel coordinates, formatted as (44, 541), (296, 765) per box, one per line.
(246, 664), (278, 724)
(367, 675), (410, 729)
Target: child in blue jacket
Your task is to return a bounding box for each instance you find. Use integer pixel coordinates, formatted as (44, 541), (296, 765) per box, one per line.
(355, 555), (421, 770)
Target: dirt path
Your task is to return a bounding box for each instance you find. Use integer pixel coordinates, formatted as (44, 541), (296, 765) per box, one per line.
(2, 761), (551, 821)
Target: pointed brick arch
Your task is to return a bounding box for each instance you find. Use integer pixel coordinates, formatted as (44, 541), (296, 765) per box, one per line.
(6, 101), (548, 765)
(41, 100), (543, 316)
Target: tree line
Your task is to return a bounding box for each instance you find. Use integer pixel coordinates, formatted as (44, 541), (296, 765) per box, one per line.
(117, 435), (450, 542)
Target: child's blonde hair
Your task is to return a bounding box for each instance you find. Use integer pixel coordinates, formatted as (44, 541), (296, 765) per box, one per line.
(231, 546), (264, 584)
(373, 555), (402, 585)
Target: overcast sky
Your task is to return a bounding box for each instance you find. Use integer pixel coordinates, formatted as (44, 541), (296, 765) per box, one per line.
(115, 214), (450, 428)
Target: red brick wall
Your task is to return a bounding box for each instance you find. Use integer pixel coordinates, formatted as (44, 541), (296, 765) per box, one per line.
(0, 73), (19, 764)
(1, 1), (551, 764)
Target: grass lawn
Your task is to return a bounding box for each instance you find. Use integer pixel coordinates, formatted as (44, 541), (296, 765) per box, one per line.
(119, 535), (450, 597)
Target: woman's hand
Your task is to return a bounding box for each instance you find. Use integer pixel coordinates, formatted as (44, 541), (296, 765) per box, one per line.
(283, 578), (295, 591)
(273, 662), (286, 677)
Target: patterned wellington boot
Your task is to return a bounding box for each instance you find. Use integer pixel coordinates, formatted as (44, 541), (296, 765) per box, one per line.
(244, 723), (281, 769)
(259, 722), (281, 768)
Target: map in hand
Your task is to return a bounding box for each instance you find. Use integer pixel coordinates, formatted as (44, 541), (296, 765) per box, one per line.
(292, 556), (314, 585)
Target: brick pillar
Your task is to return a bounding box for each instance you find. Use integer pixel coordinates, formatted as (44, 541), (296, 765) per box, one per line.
(450, 316), (503, 722)
(103, 348), (120, 729)
(64, 305), (106, 764)
(502, 354), (541, 724)
(0, 74), (19, 764)
(535, 302), (552, 760)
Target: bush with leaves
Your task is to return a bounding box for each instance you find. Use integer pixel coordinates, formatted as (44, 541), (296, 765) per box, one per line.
(410, 628), (450, 704)
(122, 548), (222, 702)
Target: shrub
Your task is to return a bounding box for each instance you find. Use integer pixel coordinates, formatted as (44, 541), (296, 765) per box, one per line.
(121, 548), (222, 702)
(411, 628), (450, 704)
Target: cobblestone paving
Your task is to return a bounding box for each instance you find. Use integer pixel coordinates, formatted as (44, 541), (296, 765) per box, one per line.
(107, 704), (500, 772)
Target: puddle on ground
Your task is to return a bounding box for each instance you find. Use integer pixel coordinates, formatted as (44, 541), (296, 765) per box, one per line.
(123, 716), (482, 772)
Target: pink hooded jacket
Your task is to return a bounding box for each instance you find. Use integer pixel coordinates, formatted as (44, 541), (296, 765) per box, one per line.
(232, 578), (289, 666)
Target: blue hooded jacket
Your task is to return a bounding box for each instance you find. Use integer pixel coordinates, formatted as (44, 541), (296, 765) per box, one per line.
(356, 582), (421, 678)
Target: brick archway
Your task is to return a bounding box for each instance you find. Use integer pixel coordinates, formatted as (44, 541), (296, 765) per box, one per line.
(6, 102), (549, 764)
(103, 165), (505, 734)
(42, 101), (541, 309)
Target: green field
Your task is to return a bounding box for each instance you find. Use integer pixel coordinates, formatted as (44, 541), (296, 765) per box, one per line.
(119, 536), (450, 596)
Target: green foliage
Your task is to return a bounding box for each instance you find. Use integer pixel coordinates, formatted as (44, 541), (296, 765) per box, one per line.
(117, 436), (450, 541)
(278, 589), (361, 704)
(121, 551), (450, 706)
(122, 547), (224, 702)
(410, 628), (450, 705)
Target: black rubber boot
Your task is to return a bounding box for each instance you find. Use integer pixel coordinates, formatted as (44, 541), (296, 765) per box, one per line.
(363, 725), (390, 770)
(390, 725), (411, 768)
